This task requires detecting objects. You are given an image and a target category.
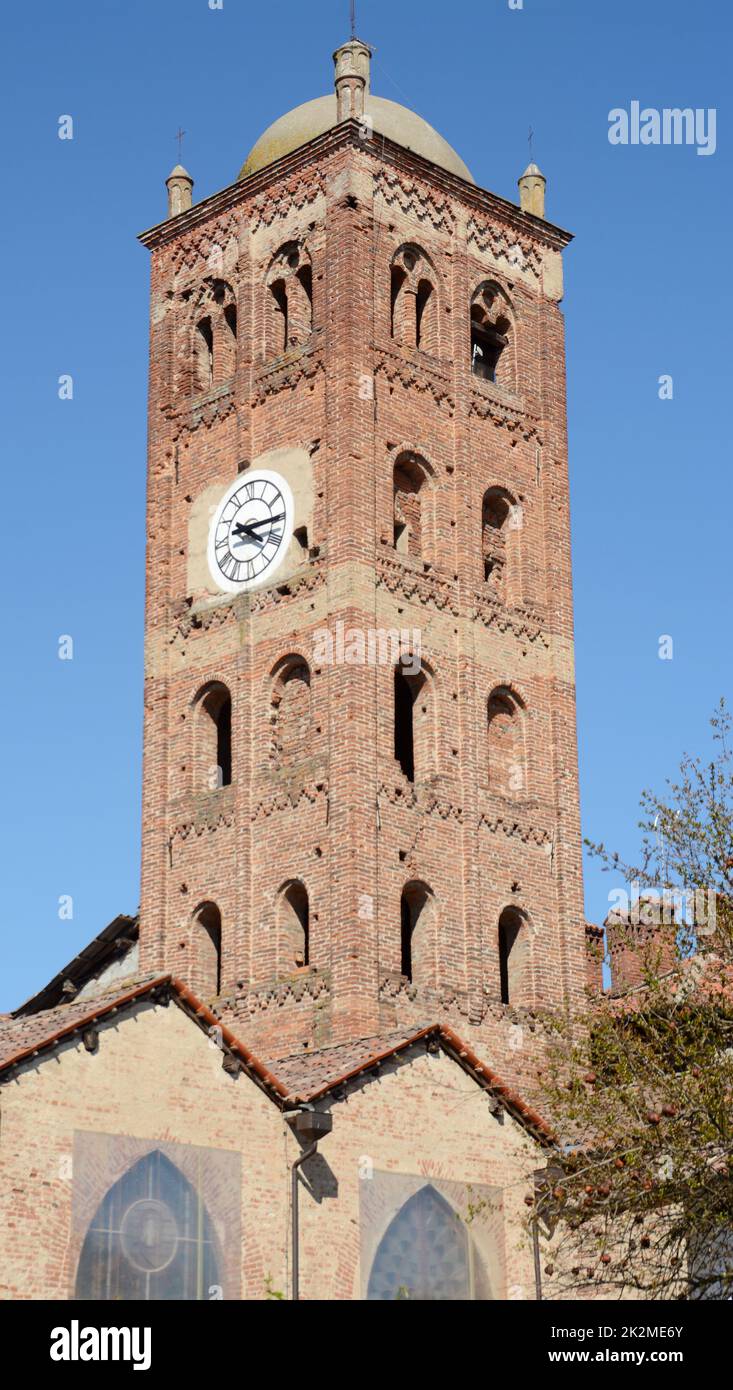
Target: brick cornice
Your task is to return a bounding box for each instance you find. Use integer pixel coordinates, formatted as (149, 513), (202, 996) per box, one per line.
(138, 120), (573, 255)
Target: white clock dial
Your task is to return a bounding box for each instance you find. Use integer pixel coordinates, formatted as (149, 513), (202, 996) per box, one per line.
(207, 469), (294, 593)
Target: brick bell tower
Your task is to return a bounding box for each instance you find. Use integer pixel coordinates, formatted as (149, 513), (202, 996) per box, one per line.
(138, 38), (585, 1081)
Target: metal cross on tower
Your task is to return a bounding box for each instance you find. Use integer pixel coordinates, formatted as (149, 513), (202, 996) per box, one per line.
(175, 127), (185, 160)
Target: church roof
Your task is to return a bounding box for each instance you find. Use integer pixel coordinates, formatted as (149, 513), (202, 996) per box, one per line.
(0, 974), (554, 1143)
(11, 913), (139, 1016)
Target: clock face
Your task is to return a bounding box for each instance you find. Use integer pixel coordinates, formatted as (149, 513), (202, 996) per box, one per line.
(207, 469), (294, 593)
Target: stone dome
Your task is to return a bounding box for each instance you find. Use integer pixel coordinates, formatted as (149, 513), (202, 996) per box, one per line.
(238, 43), (473, 184)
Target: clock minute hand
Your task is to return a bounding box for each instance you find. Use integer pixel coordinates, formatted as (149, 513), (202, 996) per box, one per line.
(244, 513), (285, 531)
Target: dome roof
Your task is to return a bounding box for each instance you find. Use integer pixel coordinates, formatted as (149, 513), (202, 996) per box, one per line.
(238, 92), (474, 184)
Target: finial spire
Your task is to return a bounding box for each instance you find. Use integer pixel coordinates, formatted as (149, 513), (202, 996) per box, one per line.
(166, 162), (194, 219)
(518, 149), (546, 219)
(350, 0), (356, 39)
(333, 36), (371, 122)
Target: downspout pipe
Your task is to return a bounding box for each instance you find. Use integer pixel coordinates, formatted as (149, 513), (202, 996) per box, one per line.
(291, 1140), (317, 1302)
(288, 1107), (333, 1301)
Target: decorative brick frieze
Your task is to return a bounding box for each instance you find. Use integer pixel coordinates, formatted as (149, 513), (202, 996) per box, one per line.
(375, 552), (460, 614)
(250, 779), (329, 824)
(466, 215), (543, 279)
(374, 167), (455, 234)
(373, 345), (455, 414)
(252, 335), (326, 405)
(469, 590), (549, 646)
(468, 382), (543, 443)
(249, 175), (326, 232)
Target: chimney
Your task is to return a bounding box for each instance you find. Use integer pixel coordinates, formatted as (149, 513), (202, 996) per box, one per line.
(333, 39), (371, 122)
(605, 892), (678, 993)
(166, 164), (194, 219)
(518, 162), (546, 219)
(584, 923), (606, 994)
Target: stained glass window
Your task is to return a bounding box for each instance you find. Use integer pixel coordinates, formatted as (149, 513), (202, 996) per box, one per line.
(367, 1184), (488, 1301)
(75, 1149), (220, 1301)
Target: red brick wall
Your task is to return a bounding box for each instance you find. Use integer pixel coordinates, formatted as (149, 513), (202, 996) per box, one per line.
(138, 127), (585, 1085)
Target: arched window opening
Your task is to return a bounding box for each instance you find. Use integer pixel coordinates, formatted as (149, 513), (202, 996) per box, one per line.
(400, 893), (413, 979)
(196, 683), (232, 790)
(296, 262), (313, 308)
(215, 696), (232, 786)
(416, 279), (437, 353)
(394, 667), (415, 780)
(193, 901), (222, 997)
(223, 303), (237, 339)
(498, 906), (529, 1006)
(269, 279), (288, 353)
(482, 487), (520, 600)
(390, 245), (438, 353)
(75, 1151), (220, 1301)
(195, 316), (214, 389)
(278, 881), (309, 969)
(270, 657), (312, 766)
(288, 266), (312, 344)
(400, 881), (434, 985)
(394, 659), (433, 784)
(470, 283), (513, 386)
(216, 305), (236, 381)
(367, 1185), (491, 1300)
(390, 265), (407, 338)
(265, 243), (313, 357)
(487, 687), (525, 798)
(393, 452), (430, 558)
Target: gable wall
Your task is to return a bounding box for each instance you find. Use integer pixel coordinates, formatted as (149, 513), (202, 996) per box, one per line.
(0, 1002), (539, 1300)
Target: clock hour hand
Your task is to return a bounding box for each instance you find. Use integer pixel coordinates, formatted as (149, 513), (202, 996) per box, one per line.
(232, 522), (265, 550)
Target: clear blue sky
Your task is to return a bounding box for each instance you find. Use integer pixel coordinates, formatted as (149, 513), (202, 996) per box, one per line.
(1, 0), (730, 1011)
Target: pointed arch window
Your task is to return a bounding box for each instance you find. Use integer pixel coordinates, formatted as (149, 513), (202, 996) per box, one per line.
(470, 281), (513, 387)
(265, 242), (313, 357)
(367, 1185), (490, 1300)
(390, 245), (439, 353)
(75, 1151), (220, 1301)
